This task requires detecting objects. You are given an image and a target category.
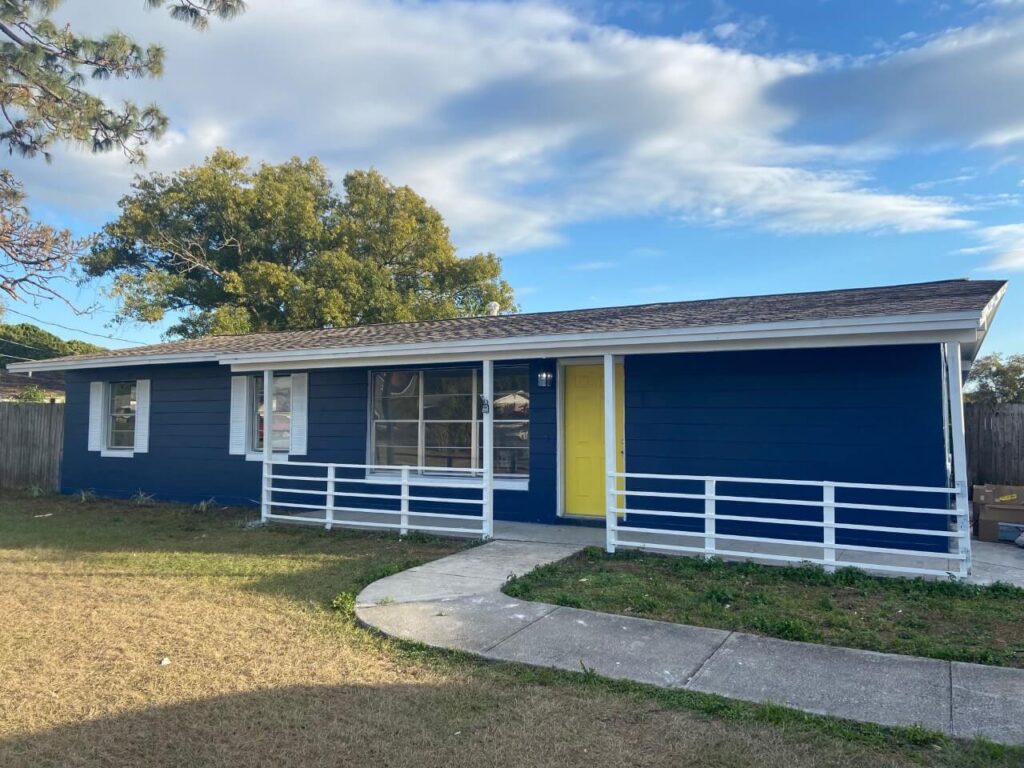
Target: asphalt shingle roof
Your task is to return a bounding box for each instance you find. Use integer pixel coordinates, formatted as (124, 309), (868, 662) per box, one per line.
(27, 278), (1008, 366)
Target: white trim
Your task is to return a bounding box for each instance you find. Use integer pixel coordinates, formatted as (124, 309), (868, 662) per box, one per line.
(290, 372), (308, 455)
(134, 379), (150, 454)
(229, 376), (249, 455)
(603, 353), (616, 553)
(100, 449), (135, 459)
(88, 381), (105, 452)
(8, 306), (997, 373)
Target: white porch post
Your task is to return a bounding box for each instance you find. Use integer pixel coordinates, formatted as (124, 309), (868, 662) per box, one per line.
(603, 353), (616, 553)
(481, 359), (494, 539)
(260, 368), (273, 524)
(945, 342), (972, 577)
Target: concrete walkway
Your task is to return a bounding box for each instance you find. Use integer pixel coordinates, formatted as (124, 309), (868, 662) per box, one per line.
(356, 538), (1024, 746)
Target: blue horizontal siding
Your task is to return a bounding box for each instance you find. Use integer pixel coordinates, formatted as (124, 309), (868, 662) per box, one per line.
(61, 359), (559, 522)
(622, 345), (950, 551)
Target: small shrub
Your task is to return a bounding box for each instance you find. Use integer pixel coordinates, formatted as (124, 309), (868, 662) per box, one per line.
(192, 497), (220, 514)
(76, 489), (97, 503)
(330, 592), (356, 618)
(27, 484), (46, 498)
(130, 490), (156, 507)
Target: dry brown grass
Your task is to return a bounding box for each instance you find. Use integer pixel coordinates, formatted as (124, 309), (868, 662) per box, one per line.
(0, 494), (1013, 767)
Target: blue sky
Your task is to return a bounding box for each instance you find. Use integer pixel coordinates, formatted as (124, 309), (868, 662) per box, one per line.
(6, 0), (1024, 353)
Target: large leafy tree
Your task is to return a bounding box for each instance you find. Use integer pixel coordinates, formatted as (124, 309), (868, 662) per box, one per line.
(0, 0), (244, 307)
(83, 149), (517, 338)
(966, 353), (1024, 405)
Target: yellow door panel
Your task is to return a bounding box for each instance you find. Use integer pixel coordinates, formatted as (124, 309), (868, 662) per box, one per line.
(563, 363), (624, 517)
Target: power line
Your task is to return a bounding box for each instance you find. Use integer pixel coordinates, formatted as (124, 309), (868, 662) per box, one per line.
(0, 334), (52, 353)
(1, 308), (147, 346)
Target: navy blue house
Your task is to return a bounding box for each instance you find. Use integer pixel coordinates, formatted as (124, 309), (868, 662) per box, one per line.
(13, 279), (1006, 576)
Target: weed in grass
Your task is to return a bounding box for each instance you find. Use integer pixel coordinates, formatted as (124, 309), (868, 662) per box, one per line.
(130, 490), (156, 507)
(76, 488), (97, 503)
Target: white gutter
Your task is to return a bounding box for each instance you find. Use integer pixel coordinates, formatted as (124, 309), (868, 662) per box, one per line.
(6, 307), (994, 374)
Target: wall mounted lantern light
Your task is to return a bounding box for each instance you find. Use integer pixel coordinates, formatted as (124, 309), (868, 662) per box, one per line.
(537, 365), (554, 389)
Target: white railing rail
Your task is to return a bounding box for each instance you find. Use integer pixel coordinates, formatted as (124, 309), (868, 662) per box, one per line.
(607, 472), (970, 578)
(262, 460), (493, 538)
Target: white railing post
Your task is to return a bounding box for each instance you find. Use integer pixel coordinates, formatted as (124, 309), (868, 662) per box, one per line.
(945, 342), (972, 577)
(325, 464), (335, 531)
(956, 480), (971, 578)
(481, 359), (494, 540)
(400, 466), (410, 537)
(260, 368), (273, 523)
(704, 478), (716, 559)
(822, 482), (836, 572)
(603, 353), (617, 553)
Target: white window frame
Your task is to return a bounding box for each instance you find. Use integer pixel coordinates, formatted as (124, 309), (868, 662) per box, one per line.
(366, 365), (529, 490)
(231, 373), (308, 461)
(89, 379), (150, 458)
(250, 374), (292, 455)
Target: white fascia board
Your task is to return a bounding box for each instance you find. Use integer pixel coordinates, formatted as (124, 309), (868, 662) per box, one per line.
(227, 326), (980, 373)
(6, 351), (220, 374)
(8, 309), (984, 374)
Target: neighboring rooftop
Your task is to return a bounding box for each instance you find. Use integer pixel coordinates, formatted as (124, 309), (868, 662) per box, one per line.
(10, 278), (1007, 370)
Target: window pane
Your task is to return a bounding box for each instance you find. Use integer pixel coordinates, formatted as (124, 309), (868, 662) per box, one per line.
(423, 369), (473, 420)
(108, 382), (136, 449)
(494, 448), (529, 476)
(494, 420), (529, 448)
(373, 422), (419, 466)
(485, 365), (530, 419)
(253, 376), (292, 452)
(373, 371), (419, 419)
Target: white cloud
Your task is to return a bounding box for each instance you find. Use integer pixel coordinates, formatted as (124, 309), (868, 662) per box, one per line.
(571, 260), (616, 270)
(3, 0), (994, 254)
(965, 224), (1024, 270)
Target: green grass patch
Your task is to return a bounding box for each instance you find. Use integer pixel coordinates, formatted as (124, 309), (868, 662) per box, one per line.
(505, 547), (1024, 667)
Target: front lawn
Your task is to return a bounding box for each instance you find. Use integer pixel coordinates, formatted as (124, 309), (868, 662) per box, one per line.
(505, 547), (1024, 667)
(1, 494), (1021, 768)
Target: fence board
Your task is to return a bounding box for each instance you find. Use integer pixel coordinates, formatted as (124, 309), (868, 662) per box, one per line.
(0, 403), (63, 491)
(965, 403), (1024, 487)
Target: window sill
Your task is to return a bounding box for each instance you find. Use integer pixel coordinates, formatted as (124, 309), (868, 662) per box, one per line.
(100, 449), (135, 459)
(364, 472), (529, 492)
(245, 451), (292, 462)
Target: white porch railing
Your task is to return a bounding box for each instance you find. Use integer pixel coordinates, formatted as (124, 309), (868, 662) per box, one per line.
(262, 460), (493, 538)
(607, 473), (970, 578)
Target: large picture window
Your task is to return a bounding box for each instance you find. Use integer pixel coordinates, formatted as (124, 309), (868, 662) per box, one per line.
(371, 365), (529, 477)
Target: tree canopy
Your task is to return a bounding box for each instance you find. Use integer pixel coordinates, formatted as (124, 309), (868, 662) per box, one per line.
(966, 353), (1024, 405)
(0, 320), (103, 368)
(83, 149), (517, 338)
(0, 0), (244, 309)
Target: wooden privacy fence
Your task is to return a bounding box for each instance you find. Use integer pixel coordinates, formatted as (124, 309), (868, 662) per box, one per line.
(965, 403), (1024, 487)
(0, 403), (63, 491)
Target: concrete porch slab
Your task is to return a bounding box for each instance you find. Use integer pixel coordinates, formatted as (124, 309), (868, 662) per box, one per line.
(687, 632), (952, 732)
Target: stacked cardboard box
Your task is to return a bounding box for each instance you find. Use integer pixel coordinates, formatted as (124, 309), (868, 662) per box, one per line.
(973, 485), (1024, 542)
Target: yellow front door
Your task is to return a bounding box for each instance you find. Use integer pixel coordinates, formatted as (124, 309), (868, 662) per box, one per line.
(563, 363), (624, 517)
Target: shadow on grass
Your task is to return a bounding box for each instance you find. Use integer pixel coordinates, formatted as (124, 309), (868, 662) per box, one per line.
(1, 680), (1013, 768)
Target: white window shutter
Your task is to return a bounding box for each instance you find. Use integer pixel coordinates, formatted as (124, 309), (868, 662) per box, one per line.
(290, 373), (308, 456)
(88, 381), (105, 452)
(134, 379), (151, 454)
(229, 376), (249, 455)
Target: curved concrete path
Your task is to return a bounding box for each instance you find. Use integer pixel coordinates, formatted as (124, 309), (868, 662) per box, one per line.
(356, 540), (1024, 745)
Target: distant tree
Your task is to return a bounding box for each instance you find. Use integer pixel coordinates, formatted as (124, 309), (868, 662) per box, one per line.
(83, 149), (517, 338)
(0, 321), (104, 367)
(965, 353), (1024, 405)
(12, 382), (45, 401)
(0, 0), (245, 307)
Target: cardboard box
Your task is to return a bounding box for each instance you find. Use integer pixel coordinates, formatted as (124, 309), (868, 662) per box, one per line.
(978, 503), (1024, 543)
(972, 485), (1024, 537)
